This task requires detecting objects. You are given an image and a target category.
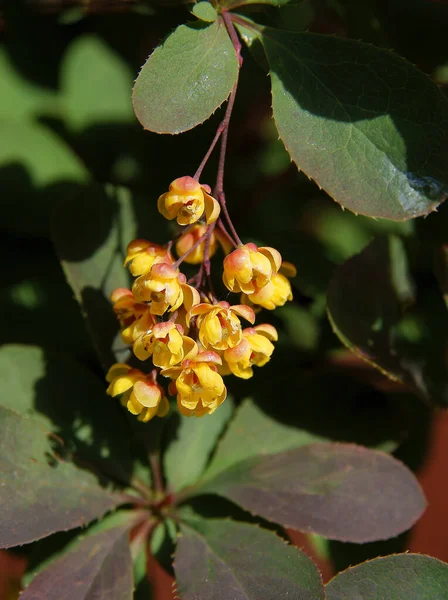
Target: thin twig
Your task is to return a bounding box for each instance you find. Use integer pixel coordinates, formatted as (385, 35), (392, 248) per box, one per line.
(172, 231), (208, 269)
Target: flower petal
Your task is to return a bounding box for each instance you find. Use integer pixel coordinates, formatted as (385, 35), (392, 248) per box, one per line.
(204, 193), (221, 224)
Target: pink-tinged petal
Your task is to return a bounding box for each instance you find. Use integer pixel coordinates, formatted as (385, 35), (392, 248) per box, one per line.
(204, 193), (221, 224)
(182, 284), (201, 312)
(152, 262), (179, 280)
(200, 183), (212, 194)
(254, 323), (278, 341)
(279, 261), (297, 278)
(106, 363), (132, 382)
(133, 381), (162, 408)
(224, 337), (251, 363)
(259, 246), (282, 272)
(110, 288), (133, 303)
(194, 350), (222, 365)
(171, 176), (201, 193)
(231, 304), (255, 324)
(154, 321), (176, 338)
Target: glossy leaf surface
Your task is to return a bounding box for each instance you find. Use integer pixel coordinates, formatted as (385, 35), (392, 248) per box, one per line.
(260, 27), (448, 219)
(133, 20), (238, 134)
(198, 443), (426, 543)
(0, 406), (123, 548)
(326, 554), (448, 600)
(174, 517), (325, 600)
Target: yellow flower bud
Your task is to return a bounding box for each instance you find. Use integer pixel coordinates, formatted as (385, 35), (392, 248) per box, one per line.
(157, 176), (220, 226)
(187, 301), (255, 351)
(248, 273), (293, 310)
(124, 239), (172, 276)
(222, 243), (282, 294)
(110, 288), (150, 344)
(175, 224), (217, 265)
(223, 324), (278, 379)
(106, 364), (169, 423)
(160, 351), (227, 417)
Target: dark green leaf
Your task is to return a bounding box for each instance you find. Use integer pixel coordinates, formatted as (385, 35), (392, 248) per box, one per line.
(327, 235), (448, 405)
(326, 554), (448, 600)
(259, 27), (448, 219)
(20, 518), (135, 599)
(197, 443), (425, 543)
(0, 406), (123, 548)
(0, 344), (149, 488)
(51, 183), (169, 368)
(132, 20), (238, 134)
(204, 398), (326, 479)
(174, 517), (325, 600)
(164, 397), (234, 492)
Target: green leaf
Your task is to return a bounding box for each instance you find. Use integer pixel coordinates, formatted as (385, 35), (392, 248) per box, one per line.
(204, 398), (326, 479)
(326, 554), (448, 600)
(61, 34), (135, 132)
(164, 397), (234, 492)
(0, 406), (123, 548)
(0, 344), (148, 484)
(259, 27), (448, 219)
(0, 121), (89, 236)
(327, 235), (448, 405)
(51, 183), (169, 368)
(174, 517), (325, 600)
(20, 517), (135, 599)
(191, 1), (218, 22)
(132, 20), (239, 134)
(196, 443), (426, 543)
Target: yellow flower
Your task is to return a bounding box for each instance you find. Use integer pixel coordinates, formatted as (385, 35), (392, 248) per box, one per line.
(110, 288), (150, 344)
(132, 263), (200, 316)
(223, 324), (278, 379)
(245, 273), (293, 310)
(106, 364), (169, 423)
(175, 224), (217, 265)
(187, 301), (255, 351)
(124, 238), (172, 277)
(222, 243), (282, 294)
(133, 321), (198, 368)
(157, 176), (220, 226)
(161, 351), (227, 417)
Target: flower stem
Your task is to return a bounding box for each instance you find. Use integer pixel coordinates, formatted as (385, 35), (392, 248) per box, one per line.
(172, 231), (208, 269)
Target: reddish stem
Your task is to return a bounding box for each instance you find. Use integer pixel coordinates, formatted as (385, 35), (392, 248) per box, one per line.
(172, 231), (208, 269)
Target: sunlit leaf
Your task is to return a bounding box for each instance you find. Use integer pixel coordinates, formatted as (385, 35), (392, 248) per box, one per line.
(133, 20), (238, 134)
(259, 27), (448, 219)
(174, 517), (325, 600)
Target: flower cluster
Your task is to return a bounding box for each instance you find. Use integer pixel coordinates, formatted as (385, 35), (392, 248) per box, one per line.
(106, 175), (295, 421)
